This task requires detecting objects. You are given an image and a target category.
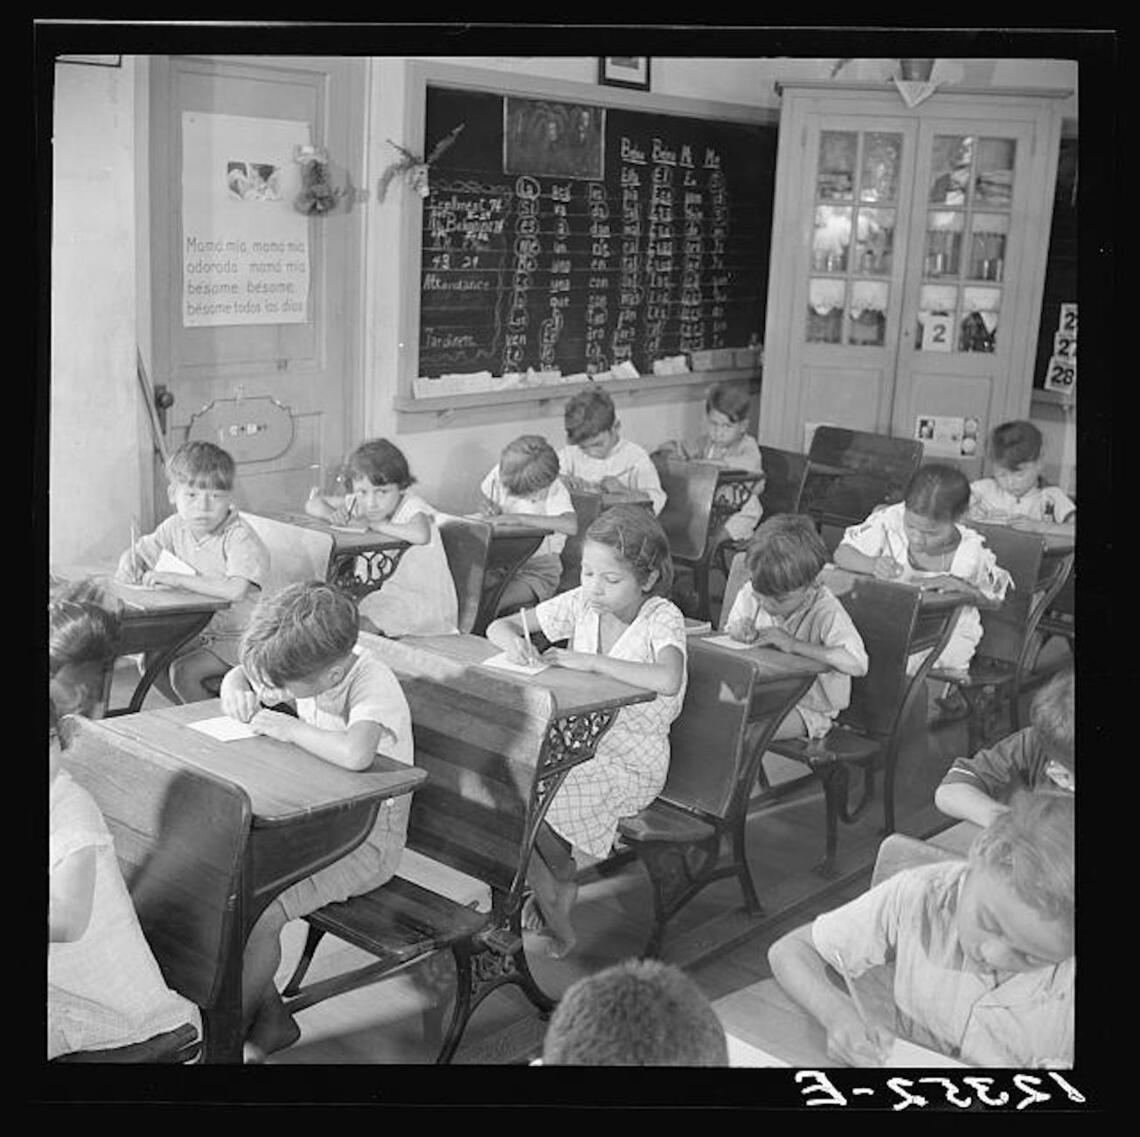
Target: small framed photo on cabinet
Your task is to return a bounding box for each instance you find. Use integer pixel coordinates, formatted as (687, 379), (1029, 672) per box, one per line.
(598, 57), (651, 90)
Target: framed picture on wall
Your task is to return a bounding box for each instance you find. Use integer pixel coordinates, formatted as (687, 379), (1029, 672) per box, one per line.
(598, 57), (651, 91)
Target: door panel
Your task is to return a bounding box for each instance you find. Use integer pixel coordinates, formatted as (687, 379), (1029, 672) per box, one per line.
(892, 117), (1036, 477)
(150, 56), (365, 515)
(782, 114), (919, 438)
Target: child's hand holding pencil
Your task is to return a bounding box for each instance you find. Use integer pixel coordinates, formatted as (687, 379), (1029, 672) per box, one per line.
(825, 950), (894, 1067)
(505, 607), (542, 667)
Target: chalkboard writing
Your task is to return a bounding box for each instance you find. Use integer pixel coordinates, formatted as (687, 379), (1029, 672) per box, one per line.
(418, 85), (776, 381)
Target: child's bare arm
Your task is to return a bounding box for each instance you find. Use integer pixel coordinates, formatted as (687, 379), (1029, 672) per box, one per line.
(364, 511), (431, 545)
(751, 629), (866, 675)
(248, 711), (385, 772)
(493, 509), (578, 536)
(833, 543), (901, 579)
(220, 665), (261, 722)
(486, 612), (541, 665)
(768, 924), (892, 1067)
(543, 643), (684, 696)
(305, 488), (346, 522)
(50, 846), (96, 943)
(143, 569), (255, 601)
(933, 780), (1008, 828)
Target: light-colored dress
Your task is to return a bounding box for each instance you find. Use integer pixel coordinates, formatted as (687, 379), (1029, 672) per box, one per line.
(840, 503), (1012, 672)
(534, 592), (687, 858)
(725, 582), (867, 738)
(558, 438), (667, 514)
(49, 771), (201, 1058)
(357, 491), (459, 637)
(133, 509), (270, 667)
(272, 646), (415, 921)
(969, 479), (1076, 524)
(480, 465), (574, 601)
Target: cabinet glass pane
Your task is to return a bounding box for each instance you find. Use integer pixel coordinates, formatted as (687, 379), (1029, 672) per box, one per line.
(929, 135), (973, 205)
(968, 213), (1009, 281)
(817, 131), (857, 200)
(848, 281), (889, 347)
(960, 286), (1001, 353)
(974, 138), (1016, 206)
(860, 133), (902, 202)
(811, 206), (852, 273)
(925, 211), (965, 277)
(915, 284), (957, 351)
(854, 208), (895, 275)
(807, 278), (845, 343)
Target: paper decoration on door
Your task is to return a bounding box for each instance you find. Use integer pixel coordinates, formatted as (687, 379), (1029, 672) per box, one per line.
(182, 113), (312, 327)
(919, 312), (954, 352)
(915, 414), (980, 457)
(1044, 303), (1077, 394)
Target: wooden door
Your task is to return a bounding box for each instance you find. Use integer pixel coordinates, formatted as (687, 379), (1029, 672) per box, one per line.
(891, 117), (1040, 479)
(149, 55), (366, 517)
(763, 105), (920, 450)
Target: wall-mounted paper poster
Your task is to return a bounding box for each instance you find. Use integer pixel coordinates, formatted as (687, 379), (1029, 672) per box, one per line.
(504, 98), (605, 180)
(915, 413), (975, 457)
(182, 112), (312, 327)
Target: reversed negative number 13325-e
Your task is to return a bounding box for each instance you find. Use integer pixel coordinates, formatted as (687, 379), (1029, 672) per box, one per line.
(795, 1070), (1087, 1111)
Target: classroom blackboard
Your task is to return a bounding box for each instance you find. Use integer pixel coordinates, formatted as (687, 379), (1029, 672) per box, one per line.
(417, 85), (777, 381)
(1032, 135), (1077, 393)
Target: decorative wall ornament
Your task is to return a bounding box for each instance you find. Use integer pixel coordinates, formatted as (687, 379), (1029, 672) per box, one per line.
(377, 123), (465, 202)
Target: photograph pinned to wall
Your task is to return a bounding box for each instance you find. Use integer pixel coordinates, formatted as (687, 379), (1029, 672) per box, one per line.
(226, 161), (283, 202)
(504, 97), (605, 180)
(598, 56), (651, 91)
(915, 413), (976, 457)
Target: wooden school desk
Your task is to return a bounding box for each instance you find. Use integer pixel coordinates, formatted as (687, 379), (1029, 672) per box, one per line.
(475, 517), (549, 632)
(51, 565), (230, 716)
(90, 699), (427, 1062)
(397, 632), (656, 725)
(252, 510), (411, 601)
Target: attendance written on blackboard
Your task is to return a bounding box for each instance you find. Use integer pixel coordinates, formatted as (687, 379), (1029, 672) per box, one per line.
(417, 85), (776, 385)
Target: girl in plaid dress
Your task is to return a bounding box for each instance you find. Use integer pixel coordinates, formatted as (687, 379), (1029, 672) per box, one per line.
(486, 506), (687, 958)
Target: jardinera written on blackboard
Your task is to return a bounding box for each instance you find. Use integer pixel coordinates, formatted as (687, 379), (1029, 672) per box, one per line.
(412, 85), (775, 398)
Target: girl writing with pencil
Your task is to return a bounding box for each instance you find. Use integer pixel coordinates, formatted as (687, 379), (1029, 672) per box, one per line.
(485, 505), (686, 958)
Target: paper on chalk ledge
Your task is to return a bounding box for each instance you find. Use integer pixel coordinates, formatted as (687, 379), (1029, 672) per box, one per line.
(481, 652), (551, 676)
(187, 716), (258, 742)
(154, 549), (197, 575)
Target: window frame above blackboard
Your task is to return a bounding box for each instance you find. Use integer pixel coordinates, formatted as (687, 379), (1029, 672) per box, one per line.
(394, 60), (778, 417)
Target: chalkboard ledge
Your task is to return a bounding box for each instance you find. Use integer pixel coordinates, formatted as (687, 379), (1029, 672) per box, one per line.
(394, 368), (761, 415)
(1032, 388), (1076, 410)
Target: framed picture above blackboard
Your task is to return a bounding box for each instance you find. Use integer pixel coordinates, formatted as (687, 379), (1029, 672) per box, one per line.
(599, 57), (651, 91)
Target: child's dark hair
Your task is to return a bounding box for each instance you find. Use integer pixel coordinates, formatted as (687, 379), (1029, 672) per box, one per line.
(564, 387), (616, 445)
(970, 789), (1075, 937)
(585, 505), (674, 598)
(49, 581), (121, 677)
(345, 438), (415, 490)
(745, 514), (828, 596)
(166, 440), (236, 491)
(542, 958), (728, 1066)
(240, 581), (359, 687)
(989, 420), (1043, 469)
(499, 434), (560, 496)
(903, 463), (971, 522)
(1030, 667), (1074, 763)
(705, 380), (752, 423)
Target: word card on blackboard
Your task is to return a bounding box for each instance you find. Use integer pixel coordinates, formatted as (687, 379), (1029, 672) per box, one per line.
(417, 85), (776, 384)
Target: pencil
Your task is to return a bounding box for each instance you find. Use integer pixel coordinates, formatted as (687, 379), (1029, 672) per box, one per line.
(520, 606), (534, 664)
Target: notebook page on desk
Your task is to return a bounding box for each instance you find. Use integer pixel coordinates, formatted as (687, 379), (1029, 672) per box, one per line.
(154, 549), (197, 575)
(481, 652), (551, 676)
(702, 634), (754, 651)
(725, 1033), (790, 1068)
(187, 716), (259, 742)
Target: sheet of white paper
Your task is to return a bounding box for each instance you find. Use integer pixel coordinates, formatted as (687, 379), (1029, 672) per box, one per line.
(725, 1033), (790, 1068)
(703, 634), (754, 651)
(481, 652), (551, 676)
(886, 1038), (967, 1068)
(154, 549), (197, 575)
(187, 716), (258, 742)
(330, 524), (368, 533)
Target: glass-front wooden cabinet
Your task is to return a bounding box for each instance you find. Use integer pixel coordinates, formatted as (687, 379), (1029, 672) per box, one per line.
(760, 82), (1068, 475)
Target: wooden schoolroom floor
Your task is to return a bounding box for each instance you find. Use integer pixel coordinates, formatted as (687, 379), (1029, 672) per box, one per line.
(109, 639), (1071, 1066)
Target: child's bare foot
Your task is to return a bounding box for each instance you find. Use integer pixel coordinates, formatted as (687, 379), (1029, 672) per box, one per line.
(245, 989), (301, 1062)
(522, 893), (546, 933)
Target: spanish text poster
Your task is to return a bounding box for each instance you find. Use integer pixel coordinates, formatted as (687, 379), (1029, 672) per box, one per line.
(915, 413), (979, 457)
(182, 112), (311, 327)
